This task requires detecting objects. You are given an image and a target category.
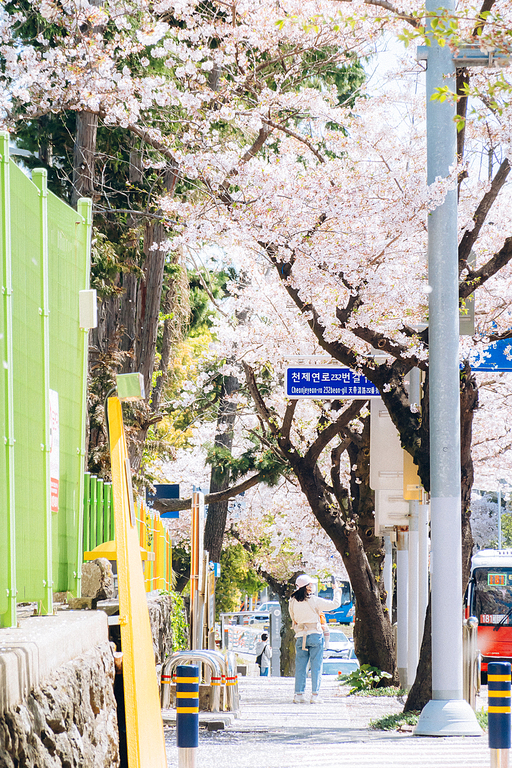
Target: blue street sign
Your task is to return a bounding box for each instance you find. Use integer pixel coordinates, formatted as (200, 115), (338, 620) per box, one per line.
(285, 366), (381, 399)
(468, 339), (512, 372)
(147, 483), (180, 518)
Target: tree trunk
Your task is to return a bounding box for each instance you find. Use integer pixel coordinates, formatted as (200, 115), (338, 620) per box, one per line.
(404, 600), (432, 711)
(150, 257), (190, 413)
(72, 112), (98, 207)
(256, 571), (298, 677)
(288, 454), (397, 680)
(204, 374), (240, 562)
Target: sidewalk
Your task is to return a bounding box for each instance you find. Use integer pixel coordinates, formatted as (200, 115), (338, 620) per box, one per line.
(164, 676), (491, 768)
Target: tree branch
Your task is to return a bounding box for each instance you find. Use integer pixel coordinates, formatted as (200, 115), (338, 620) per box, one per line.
(331, 439), (351, 505)
(150, 470), (268, 513)
(262, 118), (326, 164)
(459, 157), (511, 271)
(243, 360), (282, 439)
(460, 235), (512, 300)
(304, 400), (364, 466)
(282, 399), (298, 441)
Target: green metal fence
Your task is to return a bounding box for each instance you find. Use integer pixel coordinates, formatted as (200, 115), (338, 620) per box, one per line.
(83, 475), (173, 593)
(0, 133), (92, 627)
(83, 474), (114, 552)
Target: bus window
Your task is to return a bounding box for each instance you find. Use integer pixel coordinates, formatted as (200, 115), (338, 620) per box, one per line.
(472, 568), (512, 625)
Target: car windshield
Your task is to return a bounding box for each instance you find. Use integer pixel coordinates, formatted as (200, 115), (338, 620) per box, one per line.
(329, 631), (348, 643)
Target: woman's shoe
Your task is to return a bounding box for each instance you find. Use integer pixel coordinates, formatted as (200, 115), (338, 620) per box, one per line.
(293, 693), (306, 703)
(310, 693), (323, 704)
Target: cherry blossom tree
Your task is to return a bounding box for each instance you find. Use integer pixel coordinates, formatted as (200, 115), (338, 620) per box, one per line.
(3, 0), (512, 706)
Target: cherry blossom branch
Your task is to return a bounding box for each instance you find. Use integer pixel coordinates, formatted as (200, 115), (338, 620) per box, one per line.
(459, 235), (512, 300)
(261, 118), (326, 165)
(332, 0), (419, 27)
(242, 361), (281, 440)
(459, 157), (511, 271)
(456, 1), (496, 162)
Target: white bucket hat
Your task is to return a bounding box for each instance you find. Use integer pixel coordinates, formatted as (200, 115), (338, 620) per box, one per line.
(295, 574), (314, 588)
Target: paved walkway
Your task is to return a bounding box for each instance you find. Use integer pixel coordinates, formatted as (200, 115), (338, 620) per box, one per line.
(164, 676), (491, 768)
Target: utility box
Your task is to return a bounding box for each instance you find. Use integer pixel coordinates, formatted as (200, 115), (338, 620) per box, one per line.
(369, 399), (404, 491)
(370, 399), (409, 534)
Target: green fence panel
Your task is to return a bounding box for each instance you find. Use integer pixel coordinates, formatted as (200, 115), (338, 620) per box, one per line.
(96, 479), (104, 547)
(83, 472), (91, 554)
(90, 475), (98, 550)
(48, 191), (90, 595)
(105, 482), (113, 542)
(0, 135), (16, 626)
(0, 148), (91, 622)
(11, 163), (52, 612)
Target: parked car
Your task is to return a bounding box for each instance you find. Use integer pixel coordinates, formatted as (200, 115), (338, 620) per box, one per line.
(321, 655), (359, 676)
(252, 601), (280, 622)
(324, 629), (352, 654)
(308, 649), (359, 677)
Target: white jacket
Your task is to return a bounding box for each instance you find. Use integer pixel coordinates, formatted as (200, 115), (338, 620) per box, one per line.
(289, 589), (341, 641)
(254, 639), (272, 670)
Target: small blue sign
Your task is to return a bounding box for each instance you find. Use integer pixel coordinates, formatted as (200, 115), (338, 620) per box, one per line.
(147, 483), (180, 518)
(285, 366), (380, 399)
(468, 339), (512, 372)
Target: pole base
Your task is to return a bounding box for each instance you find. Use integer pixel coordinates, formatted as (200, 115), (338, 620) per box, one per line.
(491, 748), (509, 768)
(178, 748), (197, 768)
(414, 699), (483, 736)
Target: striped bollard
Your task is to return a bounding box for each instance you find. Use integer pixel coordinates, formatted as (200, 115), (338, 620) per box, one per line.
(176, 664), (199, 768)
(160, 668), (173, 708)
(488, 661), (511, 768)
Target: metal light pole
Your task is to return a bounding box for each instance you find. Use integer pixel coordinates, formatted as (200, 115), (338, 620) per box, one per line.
(397, 529), (409, 689)
(383, 535), (393, 618)
(414, 0), (481, 735)
(498, 487), (502, 550)
(407, 368), (421, 686)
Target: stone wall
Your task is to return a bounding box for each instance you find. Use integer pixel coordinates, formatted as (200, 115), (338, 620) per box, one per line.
(0, 593), (180, 767)
(147, 593), (174, 667)
(0, 641), (119, 768)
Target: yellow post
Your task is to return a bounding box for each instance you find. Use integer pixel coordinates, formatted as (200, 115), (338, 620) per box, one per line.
(108, 396), (167, 768)
(403, 450), (422, 500)
(169, 531), (173, 591)
(154, 516), (166, 591)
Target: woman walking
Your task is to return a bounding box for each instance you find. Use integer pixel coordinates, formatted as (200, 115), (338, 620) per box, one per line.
(289, 575), (341, 704)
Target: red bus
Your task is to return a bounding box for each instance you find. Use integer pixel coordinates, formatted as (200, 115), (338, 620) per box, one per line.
(466, 548), (512, 682)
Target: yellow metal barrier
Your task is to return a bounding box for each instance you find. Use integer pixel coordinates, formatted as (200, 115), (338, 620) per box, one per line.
(108, 396), (167, 768)
(133, 502), (173, 593)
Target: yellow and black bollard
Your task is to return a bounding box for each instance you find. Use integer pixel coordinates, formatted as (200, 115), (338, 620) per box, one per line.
(176, 664), (199, 768)
(488, 661), (511, 768)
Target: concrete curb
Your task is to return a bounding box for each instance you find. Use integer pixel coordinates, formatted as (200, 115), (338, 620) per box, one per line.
(0, 610), (109, 714)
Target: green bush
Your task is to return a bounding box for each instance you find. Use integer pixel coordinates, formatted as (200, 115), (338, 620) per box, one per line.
(352, 686), (407, 697)
(476, 707), (488, 731)
(339, 664), (392, 693)
(370, 711), (420, 730)
(160, 590), (189, 652)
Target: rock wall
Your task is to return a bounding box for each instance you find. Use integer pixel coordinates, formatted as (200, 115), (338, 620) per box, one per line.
(147, 593), (174, 667)
(0, 642), (119, 768)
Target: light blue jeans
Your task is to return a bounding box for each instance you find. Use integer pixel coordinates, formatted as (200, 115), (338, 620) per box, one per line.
(295, 634), (324, 694)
